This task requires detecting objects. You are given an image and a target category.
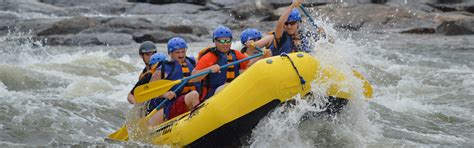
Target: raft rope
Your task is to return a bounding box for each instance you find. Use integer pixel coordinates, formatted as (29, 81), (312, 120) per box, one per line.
(280, 52), (306, 90)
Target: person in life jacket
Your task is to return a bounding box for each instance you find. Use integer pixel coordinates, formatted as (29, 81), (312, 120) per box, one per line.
(142, 53), (168, 114)
(240, 28), (263, 56)
(148, 37), (201, 126)
(191, 25), (271, 101)
(247, 0), (321, 56)
(127, 41), (158, 104)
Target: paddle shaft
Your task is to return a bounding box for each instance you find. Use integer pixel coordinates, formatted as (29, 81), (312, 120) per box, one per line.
(146, 50), (264, 123)
(134, 49), (264, 104)
(299, 5), (318, 29)
(144, 53), (263, 124)
(299, 5), (327, 39)
(179, 52), (264, 83)
(152, 80), (188, 110)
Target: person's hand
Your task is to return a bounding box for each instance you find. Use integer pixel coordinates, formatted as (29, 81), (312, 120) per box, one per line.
(291, 0), (304, 7)
(262, 49), (272, 58)
(209, 64), (221, 73)
(163, 91), (176, 100)
(245, 40), (256, 50)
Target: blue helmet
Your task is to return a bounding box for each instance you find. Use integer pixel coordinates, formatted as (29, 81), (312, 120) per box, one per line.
(149, 53), (167, 65)
(213, 25), (233, 39)
(240, 28), (262, 45)
(287, 8), (302, 22)
(167, 37), (187, 53)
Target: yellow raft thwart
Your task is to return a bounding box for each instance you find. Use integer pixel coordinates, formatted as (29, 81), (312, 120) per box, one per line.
(136, 52), (371, 146)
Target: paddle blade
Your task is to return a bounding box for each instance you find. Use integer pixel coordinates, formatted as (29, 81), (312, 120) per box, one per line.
(134, 79), (181, 104)
(107, 124), (129, 141)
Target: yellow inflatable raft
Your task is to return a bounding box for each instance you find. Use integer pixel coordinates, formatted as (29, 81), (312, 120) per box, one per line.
(138, 52), (372, 147)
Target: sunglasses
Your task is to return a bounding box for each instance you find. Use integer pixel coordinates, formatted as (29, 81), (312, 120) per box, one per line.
(216, 39), (232, 44)
(284, 21), (297, 26)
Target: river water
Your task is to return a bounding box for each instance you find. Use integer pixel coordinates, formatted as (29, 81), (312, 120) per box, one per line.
(1, 8), (473, 147)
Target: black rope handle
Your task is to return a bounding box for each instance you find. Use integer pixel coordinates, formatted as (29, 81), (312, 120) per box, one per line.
(280, 52), (306, 90)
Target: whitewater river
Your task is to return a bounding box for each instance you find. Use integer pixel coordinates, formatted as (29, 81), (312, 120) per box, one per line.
(1, 12), (473, 148)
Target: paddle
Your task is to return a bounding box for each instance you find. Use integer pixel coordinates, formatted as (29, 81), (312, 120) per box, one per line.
(133, 51), (265, 104)
(107, 81), (188, 141)
(299, 5), (327, 39)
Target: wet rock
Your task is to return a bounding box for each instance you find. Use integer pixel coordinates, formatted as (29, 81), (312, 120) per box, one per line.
(104, 17), (154, 29)
(80, 26), (135, 34)
(436, 0), (464, 3)
(35, 33), (132, 46)
(202, 2), (222, 11)
(0, 12), (17, 35)
(37, 16), (100, 36)
(0, 12), (17, 20)
(371, 0), (387, 4)
(315, 4), (434, 31)
(96, 33), (133, 45)
(435, 14), (474, 35)
(135, 0), (207, 5)
(38, 1), (134, 15)
(263, 0), (337, 8)
(4, 19), (61, 35)
(400, 28), (436, 34)
(132, 30), (179, 43)
(125, 3), (203, 15)
(427, 1), (474, 13)
(0, 0), (68, 16)
(39, 0), (127, 7)
(209, 0), (246, 7)
(230, 2), (274, 20)
(87, 3), (135, 15)
(142, 11), (230, 32)
(271, 7), (286, 20)
(34, 34), (99, 46)
(62, 7), (97, 16)
(161, 25), (209, 37)
(132, 30), (203, 43)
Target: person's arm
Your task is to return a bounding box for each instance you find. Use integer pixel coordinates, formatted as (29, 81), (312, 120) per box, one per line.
(235, 50), (270, 73)
(151, 64), (166, 82)
(245, 35), (274, 56)
(190, 65), (220, 82)
(151, 70), (163, 82)
(246, 35), (274, 53)
(127, 93), (135, 104)
(190, 55), (220, 82)
(275, 0), (303, 39)
(127, 73), (152, 104)
(247, 49), (272, 67)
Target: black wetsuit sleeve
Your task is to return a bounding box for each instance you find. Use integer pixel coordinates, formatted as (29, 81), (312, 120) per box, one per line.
(130, 73), (152, 95)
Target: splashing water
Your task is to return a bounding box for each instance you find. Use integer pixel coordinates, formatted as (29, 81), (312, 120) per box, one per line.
(2, 6), (473, 147)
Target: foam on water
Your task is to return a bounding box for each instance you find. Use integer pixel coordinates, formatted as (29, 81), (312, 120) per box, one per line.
(248, 18), (383, 147)
(1, 7), (473, 146)
(0, 31), (142, 146)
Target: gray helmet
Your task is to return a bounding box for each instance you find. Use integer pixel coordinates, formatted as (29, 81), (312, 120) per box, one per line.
(138, 41), (157, 54)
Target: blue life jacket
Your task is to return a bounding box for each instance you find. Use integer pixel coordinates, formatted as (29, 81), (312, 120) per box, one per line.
(147, 57), (198, 114)
(200, 48), (240, 100)
(269, 30), (312, 56)
(160, 57), (198, 95)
